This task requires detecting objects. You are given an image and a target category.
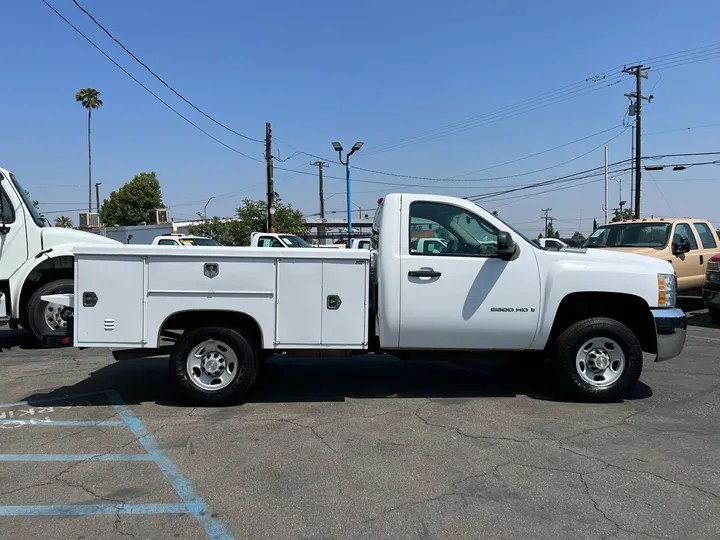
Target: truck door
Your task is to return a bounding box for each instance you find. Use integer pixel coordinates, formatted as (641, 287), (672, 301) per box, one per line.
(0, 184), (28, 280)
(399, 198), (541, 350)
(672, 222), (702, 290)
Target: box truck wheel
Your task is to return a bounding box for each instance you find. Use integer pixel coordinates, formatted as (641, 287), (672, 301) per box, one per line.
(551, 317), (643, 401)
(27, 279), (74, 341)
(170, 326), (260, 405)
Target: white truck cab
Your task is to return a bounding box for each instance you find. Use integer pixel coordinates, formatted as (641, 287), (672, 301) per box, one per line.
(0, 167), (118, 338)
(151, 234), (218, 246)
(42, 192), (687, 405)
(250, 232), (312, 248)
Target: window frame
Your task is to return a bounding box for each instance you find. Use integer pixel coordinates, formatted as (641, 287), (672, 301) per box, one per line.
(408, 201), (500, 259)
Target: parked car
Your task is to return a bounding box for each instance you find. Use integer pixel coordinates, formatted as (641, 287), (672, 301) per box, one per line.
(249, 232), (312, 248)
(702, 253), (720, 324)
(151, 234), (218, 246)
(537, 237), (569, 250)
(582, 218), (720, 293)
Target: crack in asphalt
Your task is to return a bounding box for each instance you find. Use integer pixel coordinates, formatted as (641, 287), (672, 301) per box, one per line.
(270, 418), (339, 454)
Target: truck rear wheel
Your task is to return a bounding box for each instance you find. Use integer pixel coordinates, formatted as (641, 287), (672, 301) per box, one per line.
(708, 307), (720, 326)
(169, 326), (260, 405)
(27, 279), (74, 341)
(552, 317), (643, 401)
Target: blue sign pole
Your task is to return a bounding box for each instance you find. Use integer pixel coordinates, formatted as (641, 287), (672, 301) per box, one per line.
(346, 162), (352, 248)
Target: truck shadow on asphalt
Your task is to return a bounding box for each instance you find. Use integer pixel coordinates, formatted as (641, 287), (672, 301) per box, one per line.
(17, 351), (653, 408)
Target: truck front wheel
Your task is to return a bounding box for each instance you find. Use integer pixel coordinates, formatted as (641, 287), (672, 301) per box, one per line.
(169, 326), (260, 405)
(552, 317), (643, 401)
(27, 279), (74, 341)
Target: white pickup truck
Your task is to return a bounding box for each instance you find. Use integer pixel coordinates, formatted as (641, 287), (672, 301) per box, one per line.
(151, 234), (218, 246)
(42, 193), (686, 404)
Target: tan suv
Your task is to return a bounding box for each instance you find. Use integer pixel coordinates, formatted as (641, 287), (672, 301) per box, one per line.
(582, 218), (720, 293)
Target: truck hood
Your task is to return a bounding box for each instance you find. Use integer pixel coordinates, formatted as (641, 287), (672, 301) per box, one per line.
(584, 246), (666, 257)
(41, 227), (120, 249)
(546, 245), (673, 273)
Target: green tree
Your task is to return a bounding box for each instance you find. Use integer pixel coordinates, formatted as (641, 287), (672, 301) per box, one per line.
(75, 88), (103, 214)
(188, 198), (306, 246)
(571, 231), (585, 241)
(100, 172), (164, 226)
(611, 208), (633, 222)
(546, 222), (560, 238)
(55, 216), (74, 228)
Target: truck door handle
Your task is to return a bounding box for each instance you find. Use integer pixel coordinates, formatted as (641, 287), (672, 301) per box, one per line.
(408, 269), (441, 278)
(700, 254), (704, 265)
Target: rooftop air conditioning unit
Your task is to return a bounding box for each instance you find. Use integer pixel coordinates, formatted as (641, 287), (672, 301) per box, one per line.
(148, 208), (169, 224)
(78, 212), (100, 229)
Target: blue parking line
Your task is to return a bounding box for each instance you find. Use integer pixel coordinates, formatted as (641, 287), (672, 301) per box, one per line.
(0, 420), (124, 427)
(0, 503), (199, 516)
(107, 391), (234, 540)
(0, 454), (154, 462)
(0, 391), (109, 408)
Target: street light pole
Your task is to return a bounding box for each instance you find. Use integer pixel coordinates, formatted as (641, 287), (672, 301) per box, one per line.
(204, 196), (216, 221)
(331, 141), (364, 247)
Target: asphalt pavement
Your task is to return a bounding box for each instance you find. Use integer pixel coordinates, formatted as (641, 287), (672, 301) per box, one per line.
(0, 300), (718, 539)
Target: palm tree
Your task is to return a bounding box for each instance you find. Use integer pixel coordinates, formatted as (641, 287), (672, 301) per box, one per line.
(75, 88), (103, 214)
(55, 216), (73, 228)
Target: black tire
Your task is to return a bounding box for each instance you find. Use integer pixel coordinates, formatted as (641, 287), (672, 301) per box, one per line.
(27, 279), (74, 341)
(169, 326), (259, 406)
(551, 317), (643, 401)
(709, 307), (720, 326)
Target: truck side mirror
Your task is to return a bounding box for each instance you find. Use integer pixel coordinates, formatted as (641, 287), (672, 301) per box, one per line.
(672, 237), (690, 255)
(497, 231), (517, 261)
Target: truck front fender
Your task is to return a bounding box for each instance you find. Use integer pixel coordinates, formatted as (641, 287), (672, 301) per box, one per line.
(8, 245), (77, 319)
(530, 258), (660, 350)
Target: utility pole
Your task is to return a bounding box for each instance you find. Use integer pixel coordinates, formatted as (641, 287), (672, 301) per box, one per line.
(541, 208), (553, 237)
(604, 147), (609, 224)
(94, 182), (101, 214)
(629, 124), (635, 215)
(311, 161), (328, 219)
(265, 122), (275, 232)
(623, 65), (652, 219)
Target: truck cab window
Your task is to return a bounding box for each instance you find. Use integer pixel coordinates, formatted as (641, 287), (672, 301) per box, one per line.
(674, 223), (698, 250)
(693, 222), (717, 249)
(409, 201), (498, 257)
(158, 239), (177, 246)
(0, 190), (16, 224)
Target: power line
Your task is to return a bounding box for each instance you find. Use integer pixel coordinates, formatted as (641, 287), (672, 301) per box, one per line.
(353, 126), (629, 184)
(70, 0), (264, 144)
(40, 0), (264, 163)
(358, 41), (720, 156)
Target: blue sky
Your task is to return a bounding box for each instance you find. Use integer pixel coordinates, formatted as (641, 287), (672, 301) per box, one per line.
(2, 0), (720, 236)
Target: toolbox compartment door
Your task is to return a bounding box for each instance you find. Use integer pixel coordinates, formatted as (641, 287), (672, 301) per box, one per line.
(74, 255), (146, 347)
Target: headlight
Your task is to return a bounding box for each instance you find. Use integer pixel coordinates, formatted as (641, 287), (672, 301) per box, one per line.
(657, 273), (677, 308)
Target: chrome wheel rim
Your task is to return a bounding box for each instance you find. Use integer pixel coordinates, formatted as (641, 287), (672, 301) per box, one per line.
(575, 337), (626, 388)
(44, 302), (68, 332)
(186, 339), (239, 391)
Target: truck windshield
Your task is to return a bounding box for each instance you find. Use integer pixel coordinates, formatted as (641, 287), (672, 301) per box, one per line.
(279, 235), (311, 248)
(11, 173), (47, 227)
(582, 223), (671, 248)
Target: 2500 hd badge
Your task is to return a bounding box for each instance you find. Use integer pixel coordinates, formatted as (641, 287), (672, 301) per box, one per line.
(490, 307), (536, 313)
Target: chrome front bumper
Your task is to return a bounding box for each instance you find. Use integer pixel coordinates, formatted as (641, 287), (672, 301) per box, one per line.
(651, 308), (687, 362)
